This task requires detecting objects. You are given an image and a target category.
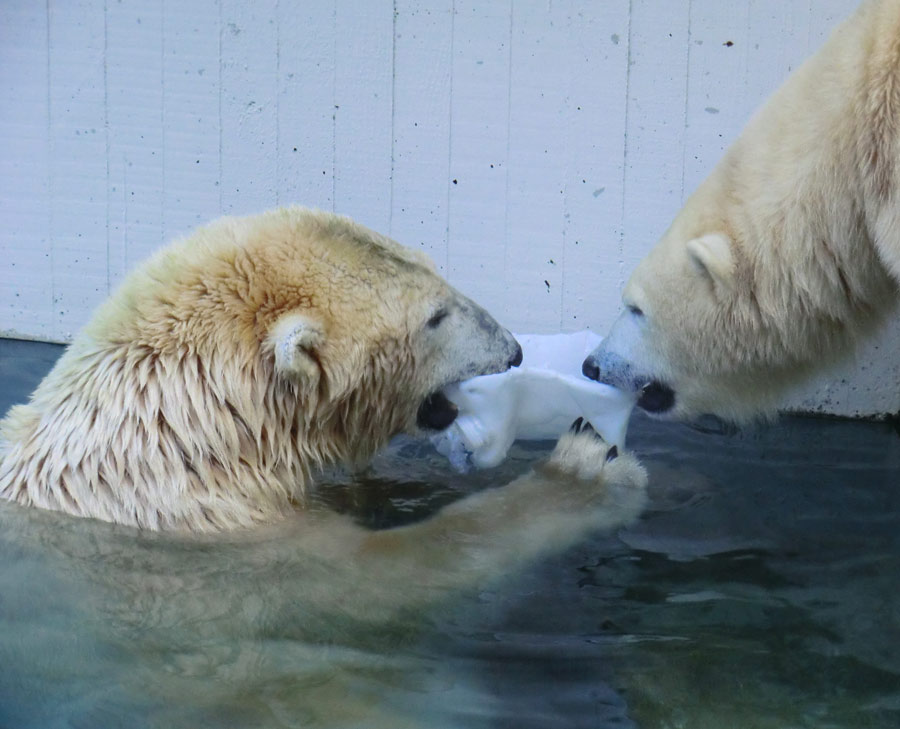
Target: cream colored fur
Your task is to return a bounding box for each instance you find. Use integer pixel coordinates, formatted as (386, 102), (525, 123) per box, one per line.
(590, 0), (900, 421)
(0, 422), (647, 727)
(0, 207), (527, 531)
(0, 206), (650, 726)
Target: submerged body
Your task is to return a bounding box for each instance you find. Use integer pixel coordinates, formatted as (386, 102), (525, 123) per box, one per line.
(0, 210), (650, 727)
(0, 208), (647, 609)
(2, 408), (895, 729)
(585, 0), (900, 421)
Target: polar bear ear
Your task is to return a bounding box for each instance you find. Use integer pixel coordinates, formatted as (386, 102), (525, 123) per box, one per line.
(268, 313), (326, 381)
(686, 233), (735, 291)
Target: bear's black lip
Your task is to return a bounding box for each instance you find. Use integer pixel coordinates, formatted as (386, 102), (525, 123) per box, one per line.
(416, 390), (459, 431)
(637, 380), (676, 413)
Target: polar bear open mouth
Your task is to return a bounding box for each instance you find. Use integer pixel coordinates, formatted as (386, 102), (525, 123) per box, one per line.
(637, 380), (676, 414)
(416, 390), (459, 430)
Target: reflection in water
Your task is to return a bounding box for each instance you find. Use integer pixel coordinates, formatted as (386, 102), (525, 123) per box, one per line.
(0, 490), (482, 728)
(1, 415), (899, 728)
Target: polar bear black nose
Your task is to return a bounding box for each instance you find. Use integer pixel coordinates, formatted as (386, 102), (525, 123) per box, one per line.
(582, 357), (600, 381)
(508, 343), (523, 368)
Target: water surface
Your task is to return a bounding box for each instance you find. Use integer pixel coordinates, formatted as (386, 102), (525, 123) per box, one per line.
(1, 341), (898, 728)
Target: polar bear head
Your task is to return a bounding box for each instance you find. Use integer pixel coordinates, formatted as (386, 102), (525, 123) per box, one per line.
(578, 0), (900, 423)
(581, 177), (895, 423)
(234, 209), (523, 446)
(0, 207), (522, 530)
(581, 220), (769, 422)
(166, 207), (523, 455)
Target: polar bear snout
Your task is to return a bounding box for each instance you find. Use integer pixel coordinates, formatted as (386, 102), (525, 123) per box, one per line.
(582, 349), (676, 414)
(466, 300), (522, 373)
(414, 300), (521, 432)
(581, 348), (637, 391)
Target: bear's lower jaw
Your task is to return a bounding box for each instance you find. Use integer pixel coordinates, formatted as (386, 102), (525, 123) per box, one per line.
(637, 381), (676, 414)
(416, 391), (459, 430)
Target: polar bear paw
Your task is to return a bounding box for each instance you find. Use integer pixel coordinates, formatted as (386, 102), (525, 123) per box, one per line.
(543, 418), (648, 500)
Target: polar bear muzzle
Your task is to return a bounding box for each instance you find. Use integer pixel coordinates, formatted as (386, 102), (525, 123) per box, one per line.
(417, 342), (523, 430)
(582, 349), (676, 414)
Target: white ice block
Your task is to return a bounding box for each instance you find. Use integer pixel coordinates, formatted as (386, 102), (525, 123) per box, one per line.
(430, 331), (637, 472)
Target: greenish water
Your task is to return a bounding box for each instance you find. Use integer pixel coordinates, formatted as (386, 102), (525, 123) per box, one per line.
(1, 340), (898, 728)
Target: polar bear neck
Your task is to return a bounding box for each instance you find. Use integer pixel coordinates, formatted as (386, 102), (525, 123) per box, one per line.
(0, 337), (393, 532)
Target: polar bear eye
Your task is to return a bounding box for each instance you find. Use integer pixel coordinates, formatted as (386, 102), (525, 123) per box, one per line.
(627, 304), (644, 318)
(427, 309), (449, 329)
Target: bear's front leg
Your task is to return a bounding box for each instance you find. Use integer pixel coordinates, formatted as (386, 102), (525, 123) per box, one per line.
(357, 420), (648, 604)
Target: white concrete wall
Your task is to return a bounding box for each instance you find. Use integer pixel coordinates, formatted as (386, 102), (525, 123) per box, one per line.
(1, 0), (896, 417)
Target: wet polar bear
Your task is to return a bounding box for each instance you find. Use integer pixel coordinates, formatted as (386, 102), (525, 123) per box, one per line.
(585, 0), (900, 421)
(0, 207), (646, 581)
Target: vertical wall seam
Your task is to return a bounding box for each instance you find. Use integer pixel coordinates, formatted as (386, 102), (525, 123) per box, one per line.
(501, 0), (514, 297)
(46, 0), (55, 337)
(331, 0), (337, 212)
(275, 0), (281, 207)
(740, 1), (751, 141)
(120, 6), (128, 272)
(742, 0), (750, 107)
(680, 0), (693, 205)
(389, 0), (397, 236)
(805, 0), (813, 54)
(122, 144), (128, 271)
(559, 0), (571, 330)
(103, 0), (110, 295)
(444, 0), (455, 273)
(161, 0), (167, 244)
(217, 0), (223, 212)
(618, 0), (634, 288)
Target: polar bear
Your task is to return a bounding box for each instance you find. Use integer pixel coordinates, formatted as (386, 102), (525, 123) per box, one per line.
(583, 0), (900, 422)
(0, 208), (646, 571)
(0, 415), (646, 729)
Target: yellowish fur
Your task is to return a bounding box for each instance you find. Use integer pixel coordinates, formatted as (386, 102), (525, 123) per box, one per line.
(593, 0), (900, 421)
(0, 207), (519, 531)
(0, 423), (647, 727)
